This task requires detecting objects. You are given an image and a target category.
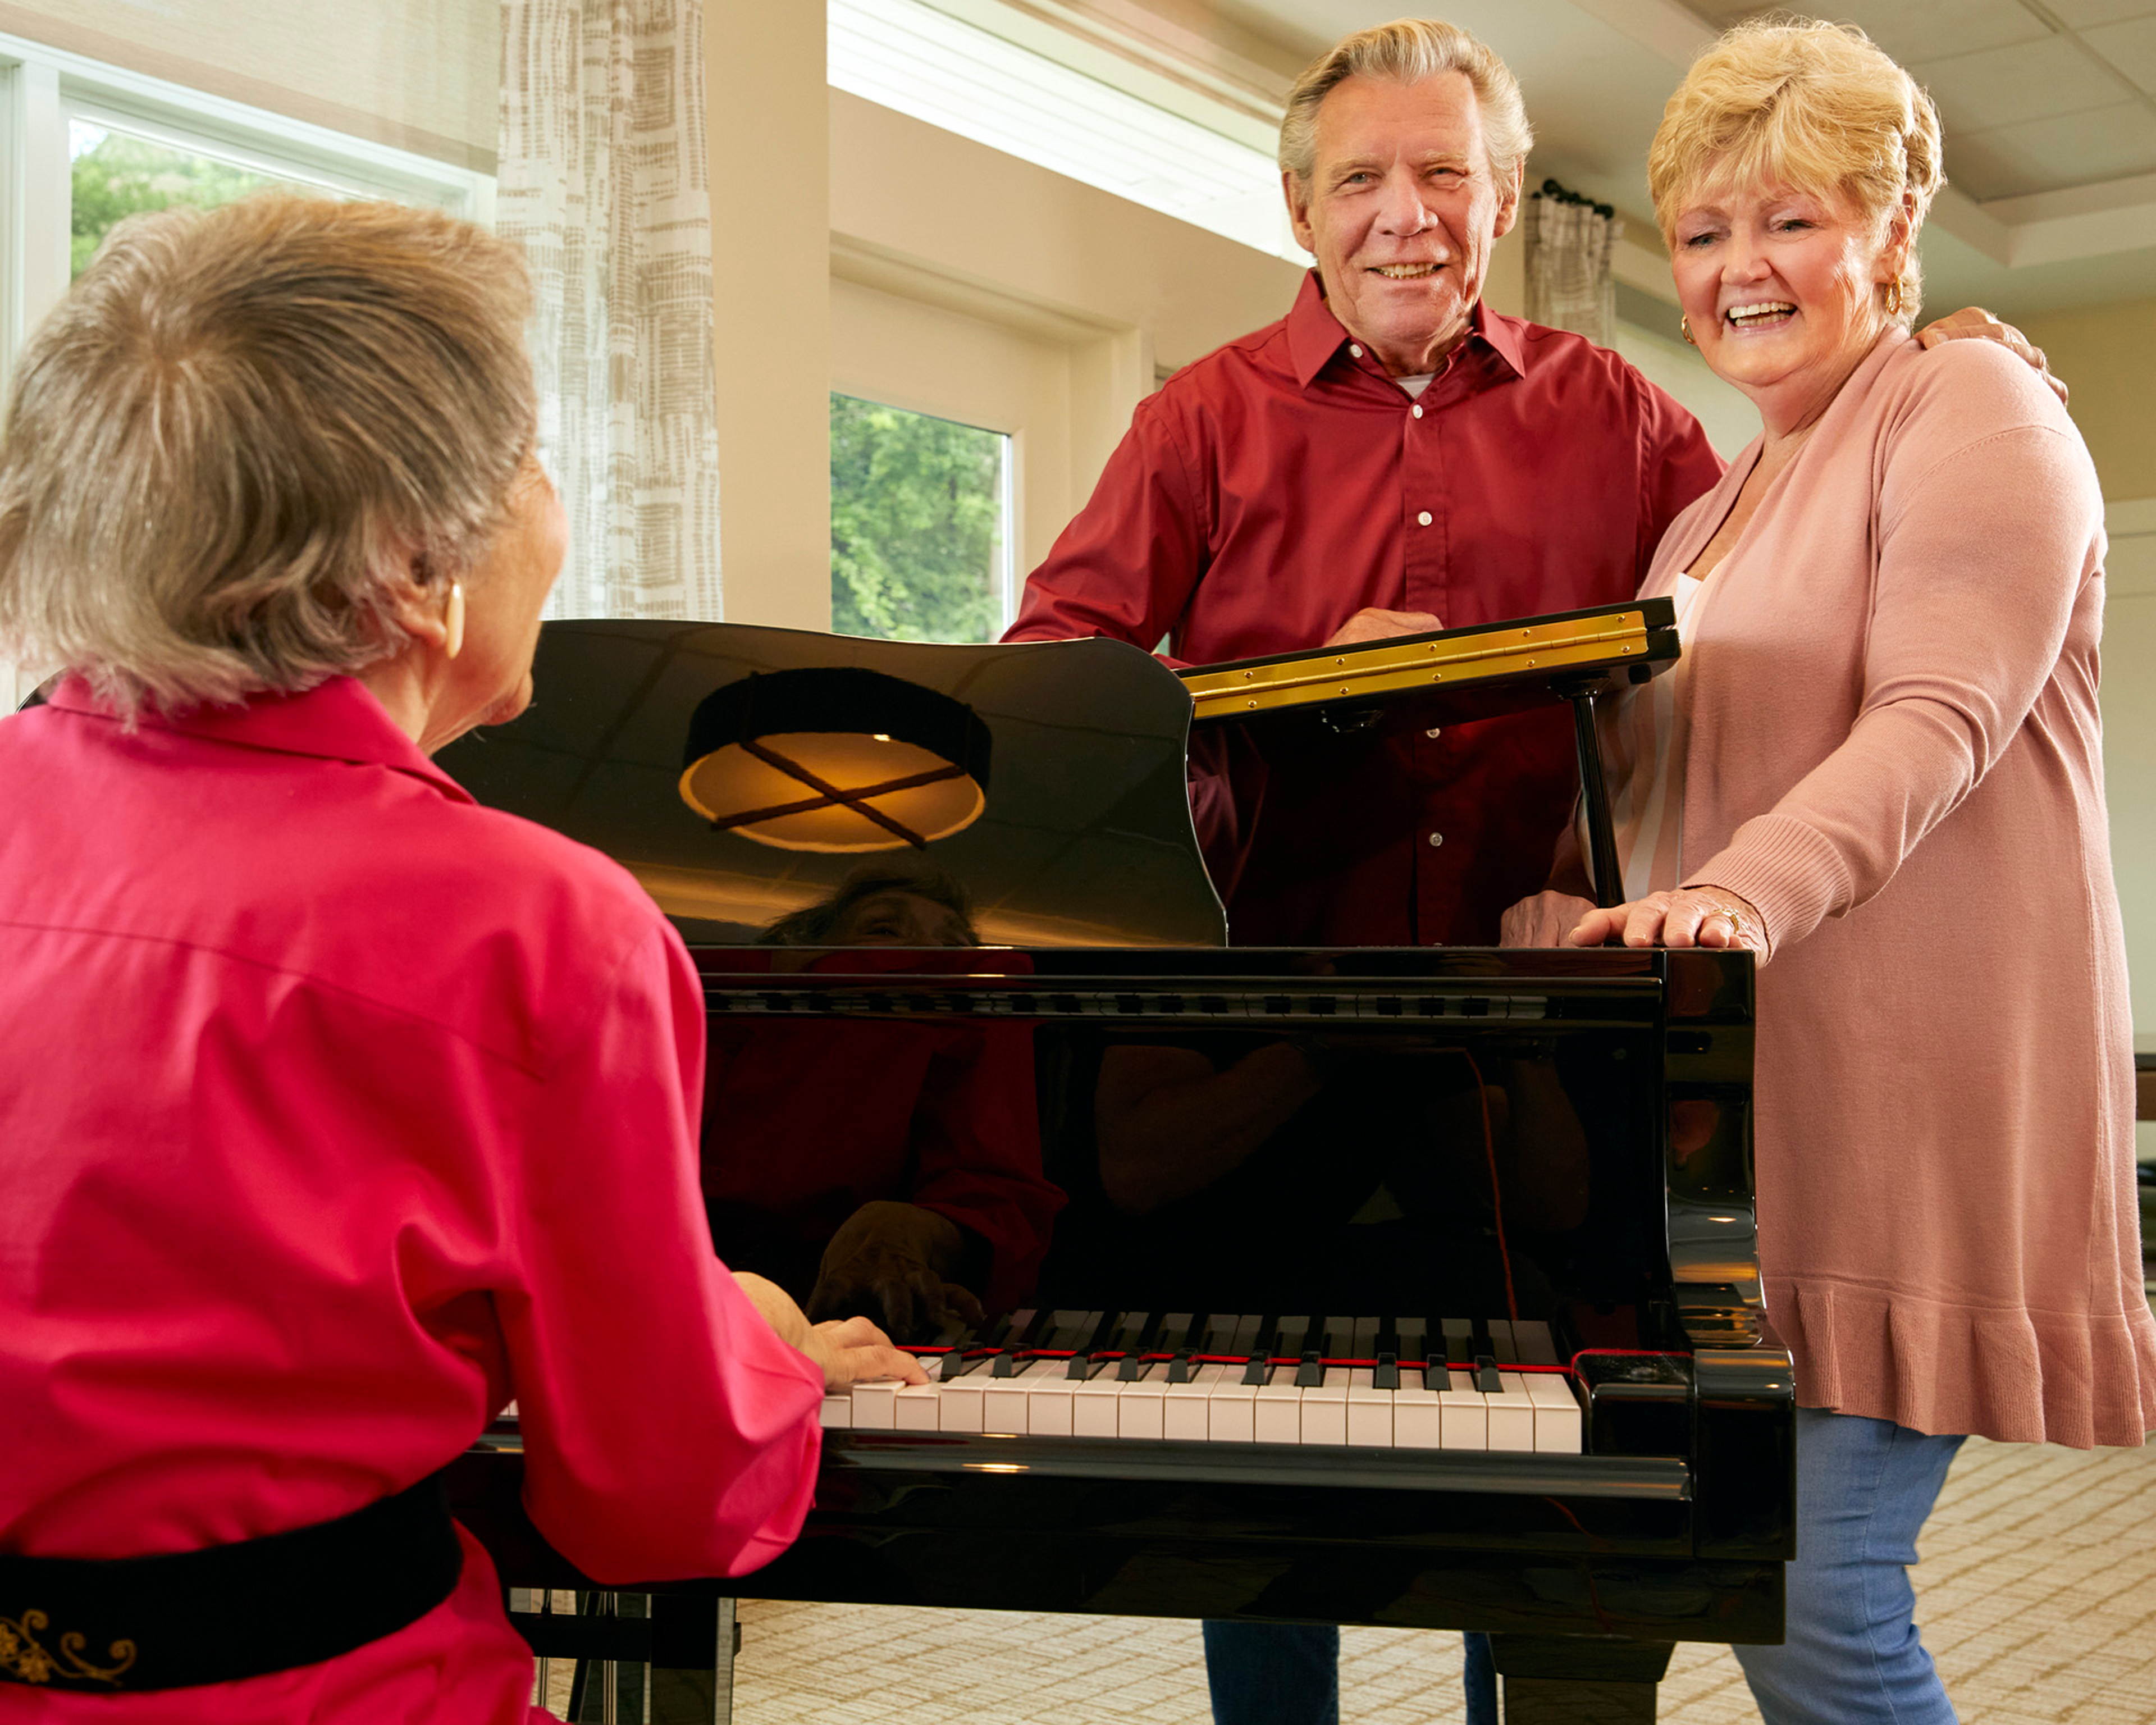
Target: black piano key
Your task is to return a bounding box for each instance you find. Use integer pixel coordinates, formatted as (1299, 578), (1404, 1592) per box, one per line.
(1373, 1315), (1401, 1391)
(1167, 1311), (1213, 1384)
(1295, 1318), (1330, 1388)
(1116, 1312), (1162, 1381)
(1441, 1317), (1472, 1370)
(1243, 1316), (1280, 1386)
(991, 1307), (1045, 1377)
(1469, 1315), (1495, 1361)
(1475, 1359), (1504, 1395)
(1067, 1310), (1117, 1379)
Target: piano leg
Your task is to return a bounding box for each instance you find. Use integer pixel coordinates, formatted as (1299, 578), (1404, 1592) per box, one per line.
(1487, 1634), (1674, 1724)
(647, 1596), (737, 1725)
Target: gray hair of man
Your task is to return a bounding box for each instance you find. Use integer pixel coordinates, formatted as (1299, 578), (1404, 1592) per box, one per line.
(1277, 17), (1535, 184)
(0, 194), (537, 719)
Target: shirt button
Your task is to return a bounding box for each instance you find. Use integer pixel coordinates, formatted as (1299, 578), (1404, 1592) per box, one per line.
(1412, 404), (1424, 418)
(1427, 832), (1445, 847)
(1424, 727), (1442, 739)
(1417, 510), (1433, 526)
(1350, 343), (1364, 358)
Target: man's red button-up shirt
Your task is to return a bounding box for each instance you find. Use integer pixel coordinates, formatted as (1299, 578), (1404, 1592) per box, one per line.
(1006, 273), (1724, 946)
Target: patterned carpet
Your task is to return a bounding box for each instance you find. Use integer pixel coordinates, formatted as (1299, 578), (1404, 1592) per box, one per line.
(701, 1435), (2156, 1725)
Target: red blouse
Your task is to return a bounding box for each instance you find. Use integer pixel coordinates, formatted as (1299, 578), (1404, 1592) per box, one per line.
(1007, 275), (1724, 945)
(0, 677), (823, 1723)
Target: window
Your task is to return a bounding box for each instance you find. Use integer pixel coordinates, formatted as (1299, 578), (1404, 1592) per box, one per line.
(828, 0), (1299, 264)
(71, 119), (313, 278)
(0, 29), (492, 389)
(830, 393), (1013, 644)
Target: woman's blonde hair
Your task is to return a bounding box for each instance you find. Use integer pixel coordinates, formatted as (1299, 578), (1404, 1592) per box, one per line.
(1647, 17), (1944, 323)
(1279, 17), (1533, 185)
(0, 194), (537, 718)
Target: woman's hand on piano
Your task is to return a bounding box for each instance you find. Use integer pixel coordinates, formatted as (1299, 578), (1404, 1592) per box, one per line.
(801, 1315), (930, 1391)
(732, 1268), (926, 1389)
(1500, 891), (1598, 947)
(1565, 887), (1766, 955)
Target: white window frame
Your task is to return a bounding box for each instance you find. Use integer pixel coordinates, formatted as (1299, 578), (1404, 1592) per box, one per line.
(0, 28), (492, 400)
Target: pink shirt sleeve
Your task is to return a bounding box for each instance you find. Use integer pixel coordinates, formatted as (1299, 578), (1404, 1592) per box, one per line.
(501, 918), (825, 1581)
(1682, 349), (2103, 955)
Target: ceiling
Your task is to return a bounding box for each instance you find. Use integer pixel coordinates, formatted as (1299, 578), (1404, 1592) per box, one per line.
(1043, 0), (2156, 317)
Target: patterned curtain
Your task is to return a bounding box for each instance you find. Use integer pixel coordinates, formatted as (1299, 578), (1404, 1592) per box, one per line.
(1523, 183), (1620, 349)
(497, 0), (721, 619)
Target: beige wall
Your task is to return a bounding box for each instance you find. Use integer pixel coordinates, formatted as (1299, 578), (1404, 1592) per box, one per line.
(2021, 297), (2156, 505)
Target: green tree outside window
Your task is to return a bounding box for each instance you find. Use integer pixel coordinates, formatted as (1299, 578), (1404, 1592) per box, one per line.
(830, 393), (1008, 644)
(71, 123), (307, 279)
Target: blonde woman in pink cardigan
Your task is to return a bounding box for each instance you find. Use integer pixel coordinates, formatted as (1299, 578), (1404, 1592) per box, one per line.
(1502, 20), (2155, 1725)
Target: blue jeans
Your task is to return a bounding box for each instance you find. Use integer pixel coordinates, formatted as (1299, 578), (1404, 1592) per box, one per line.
(1201, 1622), (1495, 1725)
(1735, 1407), (1966, 1725)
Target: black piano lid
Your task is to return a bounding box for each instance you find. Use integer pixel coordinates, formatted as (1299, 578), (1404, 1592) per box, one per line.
(433, 620), (1226, 948)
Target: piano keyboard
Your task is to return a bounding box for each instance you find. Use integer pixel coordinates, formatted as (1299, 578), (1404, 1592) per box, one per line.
(821, 1312), (1583, 1454)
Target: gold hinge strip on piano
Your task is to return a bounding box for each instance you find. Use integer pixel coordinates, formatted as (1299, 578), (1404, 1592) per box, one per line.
(1183, 611), (1652, 720)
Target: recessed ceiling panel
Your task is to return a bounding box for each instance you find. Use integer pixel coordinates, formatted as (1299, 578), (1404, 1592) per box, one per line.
(2084, 15), (2156, 94)
(1948, 98), (2156, 198)
(1911, 35), (2137, 131)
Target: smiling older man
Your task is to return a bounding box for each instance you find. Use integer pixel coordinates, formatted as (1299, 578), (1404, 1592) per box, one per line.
(1005, 20), (1720, 953)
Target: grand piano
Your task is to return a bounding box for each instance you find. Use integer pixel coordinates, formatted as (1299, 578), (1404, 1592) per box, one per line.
(437, 611), (1793, 1725)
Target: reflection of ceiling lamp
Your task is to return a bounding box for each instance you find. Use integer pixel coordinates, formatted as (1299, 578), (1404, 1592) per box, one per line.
(679, 668), (993, 852)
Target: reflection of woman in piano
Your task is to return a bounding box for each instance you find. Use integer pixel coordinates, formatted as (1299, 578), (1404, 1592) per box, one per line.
(1505, 24), (2155, 1724)
(0, 198), (917, 1722)
(702, 864), (1065, 1340)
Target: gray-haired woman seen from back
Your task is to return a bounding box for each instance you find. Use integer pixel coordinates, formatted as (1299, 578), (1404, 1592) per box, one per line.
(0, 195), (917, 1722)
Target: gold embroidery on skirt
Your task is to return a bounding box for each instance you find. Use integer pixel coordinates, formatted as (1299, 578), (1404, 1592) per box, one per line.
(0, 1610), (139, 1686)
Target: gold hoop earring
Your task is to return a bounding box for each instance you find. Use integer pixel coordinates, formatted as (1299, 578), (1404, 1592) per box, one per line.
(1883, 280), (1903, 316)
(1680, 314), (1696, 346)
(443, 581), (466, 661)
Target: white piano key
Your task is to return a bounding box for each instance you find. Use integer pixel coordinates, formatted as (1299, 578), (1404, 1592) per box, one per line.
(1437, 1368), (1488, 1449)
(938, 1371), (987, 1433)
(1119, 1364), (1168, 1439)
(1525, 1371), (1583, 1453)
(1164, 1362), (1227, 1440)
(1301, 1366), (1349, 1445)
(1209, 1366), (1258, 1442)
(1489, 1372), (1538, 1452)
(1346, 1367), (1393, 1448)
(1253, 1372), (1303, 1444)
(1393, 1377), (1442, 1448)
(851, 1380), (899, 1431)
(1022, 1358), (1076, 1436)
(819, 1392), (852, 1429)
(1072, 1370), (1122, 1437)
(983, 1361), (1046, 1434)
(894, 1381), (941, 1431)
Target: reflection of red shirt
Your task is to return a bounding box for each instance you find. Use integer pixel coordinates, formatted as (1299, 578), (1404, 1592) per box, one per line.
(1006, 275), (1724, 945)
(0, 678), (821, 1725)
(701, 951), (1063, 1311)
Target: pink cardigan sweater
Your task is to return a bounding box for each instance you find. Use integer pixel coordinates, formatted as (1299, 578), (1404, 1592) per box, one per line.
(1642, 329), (2154, 1447)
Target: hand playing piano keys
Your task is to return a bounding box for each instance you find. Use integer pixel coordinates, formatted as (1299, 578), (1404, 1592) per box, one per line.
(820, 1311), (1583, 1453)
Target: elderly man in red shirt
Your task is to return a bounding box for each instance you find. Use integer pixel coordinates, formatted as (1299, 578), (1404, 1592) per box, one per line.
(1004, 17), (2050, 1725)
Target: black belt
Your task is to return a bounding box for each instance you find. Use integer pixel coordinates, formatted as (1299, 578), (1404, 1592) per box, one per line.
(0, 1470), (464, 1692)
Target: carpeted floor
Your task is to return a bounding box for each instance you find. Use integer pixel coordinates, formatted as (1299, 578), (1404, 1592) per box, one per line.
(691, 1435), (2156, 1724)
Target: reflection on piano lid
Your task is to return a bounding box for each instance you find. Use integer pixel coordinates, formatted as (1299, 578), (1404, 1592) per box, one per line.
(1178, 597), (1678, 731)
(433, 621), (1225, 948)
